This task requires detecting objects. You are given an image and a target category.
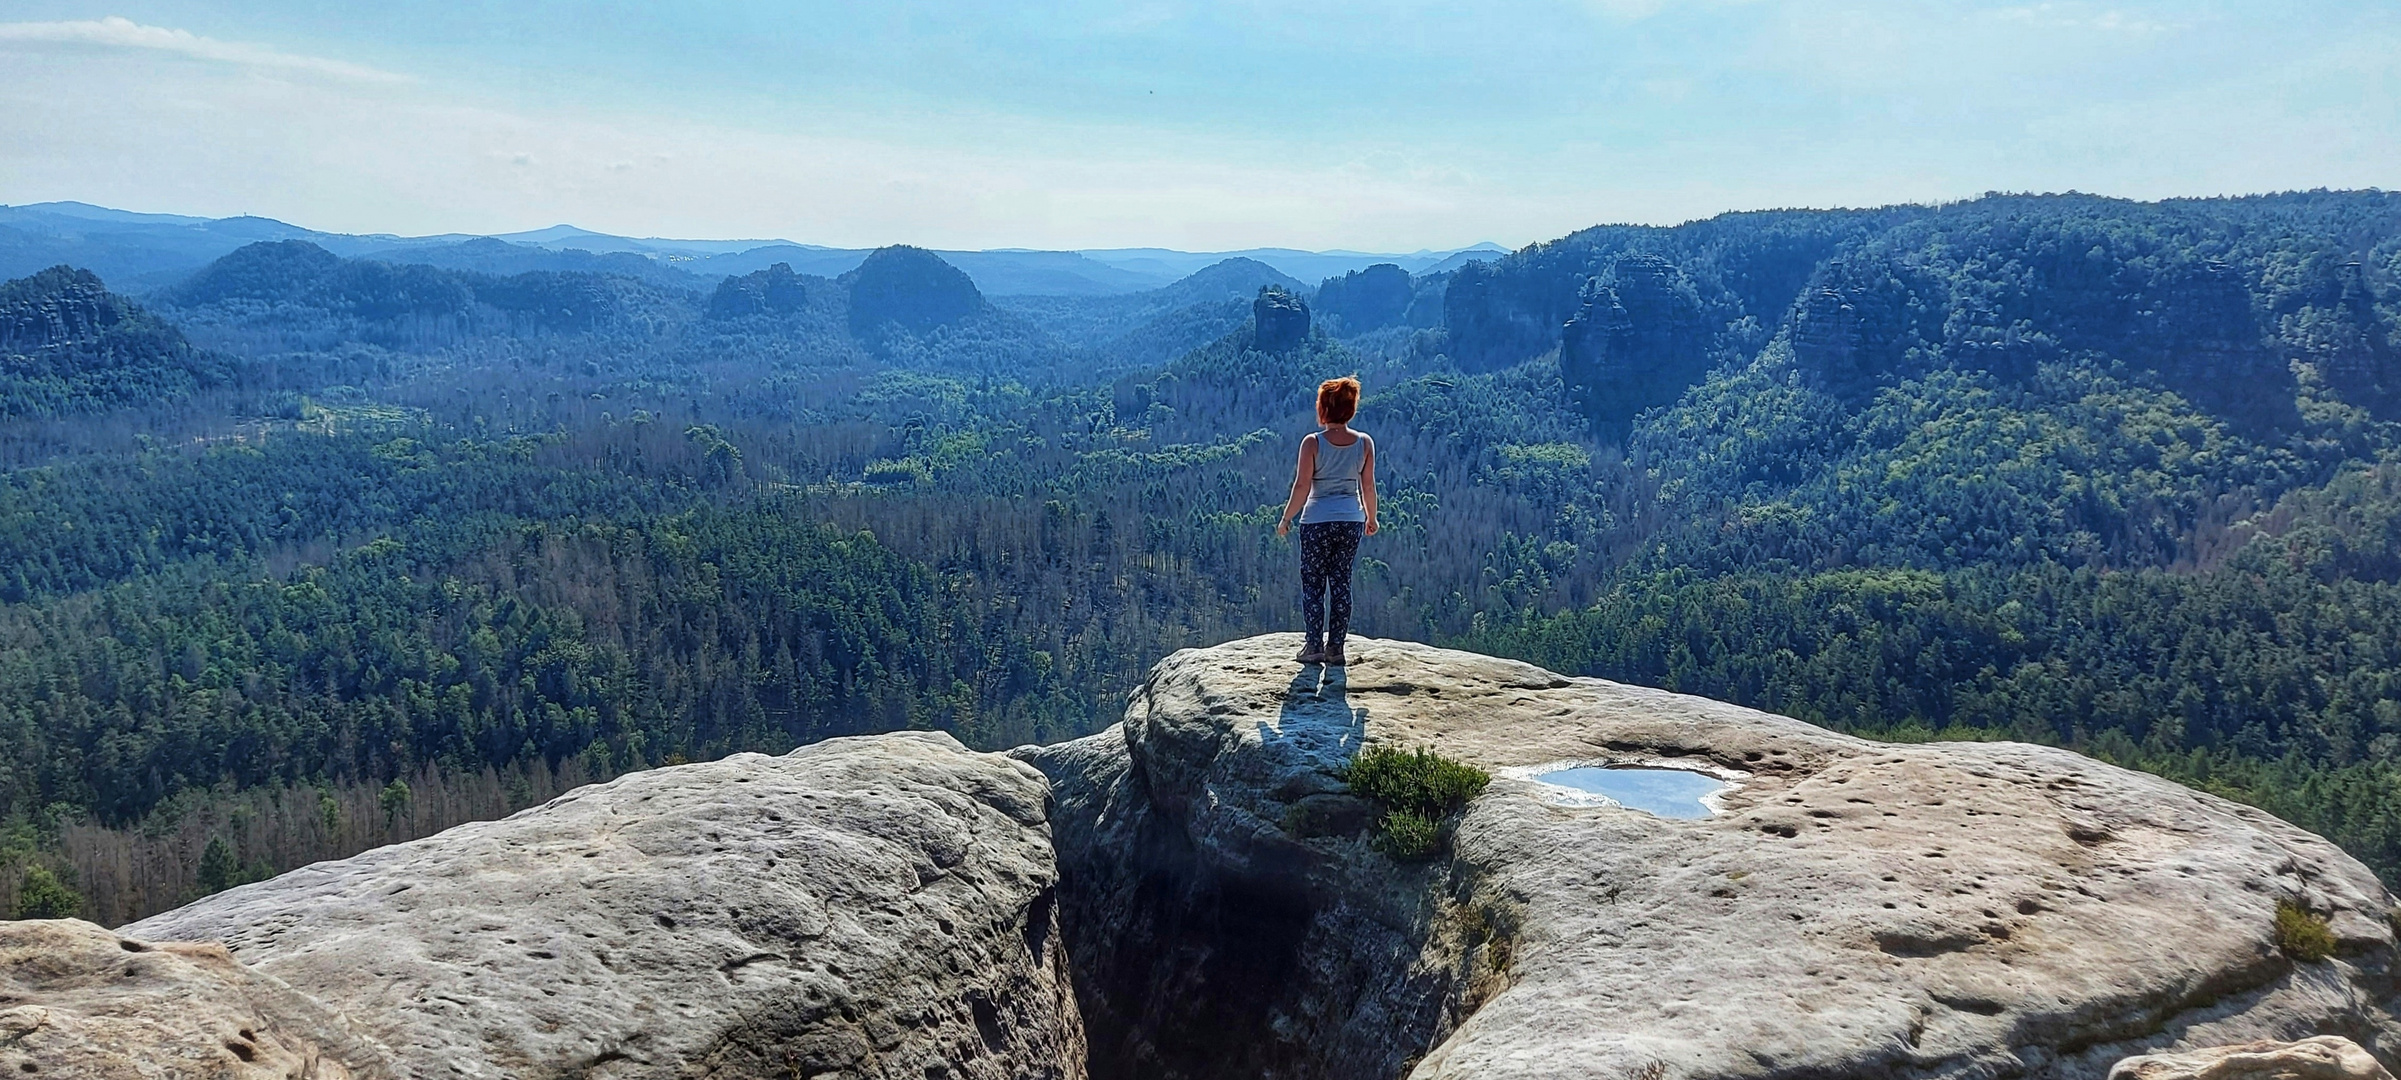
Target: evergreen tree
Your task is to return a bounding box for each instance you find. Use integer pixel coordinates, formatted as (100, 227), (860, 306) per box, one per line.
(12, 866), (82, 920)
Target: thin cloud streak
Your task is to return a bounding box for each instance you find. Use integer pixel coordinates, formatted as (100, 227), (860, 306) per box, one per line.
(0, 16), (409, 84)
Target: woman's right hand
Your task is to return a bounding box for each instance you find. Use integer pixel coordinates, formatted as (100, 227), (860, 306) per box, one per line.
(1276, 517), (1290, 537)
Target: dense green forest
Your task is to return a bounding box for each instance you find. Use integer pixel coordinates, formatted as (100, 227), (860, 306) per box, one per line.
(6, 189), (2401, 923)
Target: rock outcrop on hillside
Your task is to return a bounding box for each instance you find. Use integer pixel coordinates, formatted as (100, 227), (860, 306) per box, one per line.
(1017, 635), (2401, 1080)
(1252, 285), (1311, 352)
(708, 261), (810, 319)
(1559, 253), (1714, 430)
(126, 731), (1084, 1080)
(0, 265), (232, 417)
(1, 917), (396, 1078)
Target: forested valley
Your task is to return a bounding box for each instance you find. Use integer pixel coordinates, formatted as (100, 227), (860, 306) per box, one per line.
(5, 190), (2401, 923)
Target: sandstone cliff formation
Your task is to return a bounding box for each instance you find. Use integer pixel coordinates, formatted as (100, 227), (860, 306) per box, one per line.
(1016, 635), (2401, 1080)
(1558, 253), (1713, 430)
(14, 637), (2400, 1079)
(1253, 285), (1311, 352)
(0, 265), (230, 417)
(126, 731), (1083, 1080)
(708, 261), (810, 319)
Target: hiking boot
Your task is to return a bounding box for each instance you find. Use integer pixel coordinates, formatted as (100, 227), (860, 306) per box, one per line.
(1296, 643), (1325, 664)
(1324, 644), (1348, 666)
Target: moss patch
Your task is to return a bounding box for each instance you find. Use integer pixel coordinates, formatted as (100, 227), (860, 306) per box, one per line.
(2274, 898), (2336, 962)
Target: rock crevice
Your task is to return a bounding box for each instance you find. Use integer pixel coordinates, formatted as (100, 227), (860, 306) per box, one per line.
(16, 635), (2401, 1080)
(1020, 635), (2401, 1080)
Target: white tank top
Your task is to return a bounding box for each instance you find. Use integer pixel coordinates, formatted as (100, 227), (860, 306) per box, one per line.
(1298, 431), (1369, 524)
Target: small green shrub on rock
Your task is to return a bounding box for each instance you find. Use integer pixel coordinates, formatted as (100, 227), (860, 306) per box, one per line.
(2275, 899), (2336, 962)
(1338, 745), (1491, 861)
(1376, 809), (1443, 859)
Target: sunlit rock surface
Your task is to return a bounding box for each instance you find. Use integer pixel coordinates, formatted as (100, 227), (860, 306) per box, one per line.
(1, 917), (395, 1078)
(128, 731), (1083, 1080)
(2110, 1036), (2396, 1080)
(1021, 634), (2401, 1080)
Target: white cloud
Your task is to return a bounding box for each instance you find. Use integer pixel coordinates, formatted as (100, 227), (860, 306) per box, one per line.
(0, 6), (2393, 250)
(0, 16), (407, 83)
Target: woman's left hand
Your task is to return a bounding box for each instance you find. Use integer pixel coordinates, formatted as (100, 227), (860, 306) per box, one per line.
(1364, 517), (1379, 536)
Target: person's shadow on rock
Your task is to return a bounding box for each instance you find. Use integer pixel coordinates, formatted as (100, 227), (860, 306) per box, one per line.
(1261, 664), (1368, 768)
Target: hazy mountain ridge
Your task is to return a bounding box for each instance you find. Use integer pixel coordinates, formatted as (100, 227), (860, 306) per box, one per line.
(0, 201), (1500, 299)
(148, 239), (702, 356)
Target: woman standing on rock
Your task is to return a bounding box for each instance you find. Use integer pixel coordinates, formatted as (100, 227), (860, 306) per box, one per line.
(1277, 376), (1378, 666)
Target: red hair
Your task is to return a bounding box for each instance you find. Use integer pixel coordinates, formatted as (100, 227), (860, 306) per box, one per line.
(1317, 376), (1360, 424)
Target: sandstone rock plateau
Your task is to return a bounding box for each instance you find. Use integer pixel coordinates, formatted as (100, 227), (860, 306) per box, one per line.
(2109, 1036), (2396, 1080)
(1015, 635), (2401, 1080)
(1, 917), (395, 1078)
(124, 730), (1083, 1080)
(13, 636), (2400, 1079)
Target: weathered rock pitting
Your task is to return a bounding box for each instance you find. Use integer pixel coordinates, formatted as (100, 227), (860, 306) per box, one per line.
(1020, 635), (2401, 1080)
(1, 917), (396, 1078)
(127, 731), (1083, 1080)
(16, 635), (2399, 1079)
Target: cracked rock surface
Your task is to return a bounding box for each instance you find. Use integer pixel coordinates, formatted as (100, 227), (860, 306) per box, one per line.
(1028, 634), (2401, 1080)
(127, 731), (1083, 1080)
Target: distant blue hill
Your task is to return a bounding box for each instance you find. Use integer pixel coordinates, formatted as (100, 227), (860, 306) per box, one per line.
(0, 201), (1504, 298)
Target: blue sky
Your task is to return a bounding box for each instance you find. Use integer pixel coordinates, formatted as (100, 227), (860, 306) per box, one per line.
(0, 1), (2393, 250)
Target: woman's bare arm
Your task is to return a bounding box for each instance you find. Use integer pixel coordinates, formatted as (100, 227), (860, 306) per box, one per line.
(1361, 436), (1378, 536)
(1277, 435), (1315, 537)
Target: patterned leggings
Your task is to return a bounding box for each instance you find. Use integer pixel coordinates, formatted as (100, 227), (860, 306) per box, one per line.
(1298, 520), (1365, 649)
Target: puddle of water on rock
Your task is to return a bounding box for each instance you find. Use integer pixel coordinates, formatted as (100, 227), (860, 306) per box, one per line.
(1530, 766), (1733, 819)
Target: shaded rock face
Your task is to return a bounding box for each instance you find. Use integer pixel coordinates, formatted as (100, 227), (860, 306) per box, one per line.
(1252, 286), (1311, 352)
(1559, 254), (1712, 432)
(0, 266), (143, 352)
(1, 917), (396, 1078)
(709, 261), (809, 319)
(1787, 255), (1945, 401)
(2110, 1037), (2396, 1080)
(127, 732), (1084, 1080)
(2122, 259), (2295, 429)
(2286, 261), (2400, 423)
(1315, 264), (1414, 336)
(1022, 635), (2401, 1080)
(846, 245), (985, 342)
